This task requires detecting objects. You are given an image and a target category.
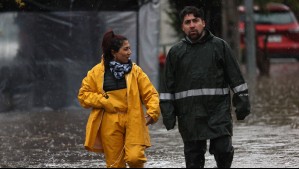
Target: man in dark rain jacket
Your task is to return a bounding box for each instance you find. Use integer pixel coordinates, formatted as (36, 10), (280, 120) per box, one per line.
(160, 6), (251, 168)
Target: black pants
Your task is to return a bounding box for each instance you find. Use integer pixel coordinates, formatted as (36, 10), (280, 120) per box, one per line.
(184, 136), (234, 168)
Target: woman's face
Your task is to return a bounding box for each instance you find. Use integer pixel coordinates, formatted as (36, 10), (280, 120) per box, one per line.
(112, 40), (132, 64)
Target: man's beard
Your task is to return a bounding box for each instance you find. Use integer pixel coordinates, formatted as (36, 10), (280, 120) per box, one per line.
(188, 30), (203, 41)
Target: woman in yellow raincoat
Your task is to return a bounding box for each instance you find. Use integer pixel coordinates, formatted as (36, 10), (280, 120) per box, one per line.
(78, 30), (160, 168)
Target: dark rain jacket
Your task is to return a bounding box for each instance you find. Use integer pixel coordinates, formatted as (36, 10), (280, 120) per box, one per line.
(160, 29), (251, 141)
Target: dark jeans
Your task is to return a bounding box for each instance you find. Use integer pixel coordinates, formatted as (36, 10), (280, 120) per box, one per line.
(184, 136), (234, 168)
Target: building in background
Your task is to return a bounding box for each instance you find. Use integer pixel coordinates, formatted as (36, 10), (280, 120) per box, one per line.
(0, 0), (160, 112)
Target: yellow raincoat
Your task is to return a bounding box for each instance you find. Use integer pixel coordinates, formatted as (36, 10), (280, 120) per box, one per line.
(78, 61), (160, 153)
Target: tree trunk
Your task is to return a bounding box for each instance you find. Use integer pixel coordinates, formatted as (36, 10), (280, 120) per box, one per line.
(222, 0), (240, 61)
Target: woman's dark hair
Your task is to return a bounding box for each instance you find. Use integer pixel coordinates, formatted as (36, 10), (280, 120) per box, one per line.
(179, 6), (205, 23)
(102, 30), (128, 67)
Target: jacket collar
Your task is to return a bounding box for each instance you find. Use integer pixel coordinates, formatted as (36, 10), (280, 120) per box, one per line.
(182, 28), (214, 45)
(99, 58), (134, 95)
(99, 58), (105, 72)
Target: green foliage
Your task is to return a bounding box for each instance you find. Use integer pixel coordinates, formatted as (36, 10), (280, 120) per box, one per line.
(165, 1), (183, 39)
(15, 0), (25, 8)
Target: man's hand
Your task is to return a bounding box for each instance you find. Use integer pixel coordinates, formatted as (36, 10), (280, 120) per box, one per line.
(145, 114), (155, 126)
(236, 112), (250, 121)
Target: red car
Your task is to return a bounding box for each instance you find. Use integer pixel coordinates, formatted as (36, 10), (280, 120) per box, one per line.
(238, 3), (299, 60)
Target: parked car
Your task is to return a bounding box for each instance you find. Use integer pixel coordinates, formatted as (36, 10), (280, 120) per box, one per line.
(238, 3), (299, 60)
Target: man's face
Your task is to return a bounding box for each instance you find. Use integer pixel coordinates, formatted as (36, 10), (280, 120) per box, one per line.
(181, 14), (206, 41)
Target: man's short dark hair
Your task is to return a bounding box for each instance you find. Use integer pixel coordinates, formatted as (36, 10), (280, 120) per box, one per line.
(179, 6), (205, 23)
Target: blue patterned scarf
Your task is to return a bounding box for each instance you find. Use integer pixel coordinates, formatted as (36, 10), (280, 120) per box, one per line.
(109, 59), (132, 79)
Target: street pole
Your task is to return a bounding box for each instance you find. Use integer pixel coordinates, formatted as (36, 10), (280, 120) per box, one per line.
(244, 0), (257, 79)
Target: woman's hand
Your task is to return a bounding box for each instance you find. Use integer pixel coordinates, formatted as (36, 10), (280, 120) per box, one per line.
(145, 114), (155, 126)
(101, 97), (116, 113)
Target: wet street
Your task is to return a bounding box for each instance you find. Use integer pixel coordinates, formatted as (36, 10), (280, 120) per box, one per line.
(1, 60), (299, 168)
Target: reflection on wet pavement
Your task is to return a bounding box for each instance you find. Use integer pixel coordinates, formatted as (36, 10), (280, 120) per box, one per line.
(0, 61), (299, 168)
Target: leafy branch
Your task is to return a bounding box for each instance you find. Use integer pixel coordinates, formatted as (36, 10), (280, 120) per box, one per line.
(15, 0), (25, 8)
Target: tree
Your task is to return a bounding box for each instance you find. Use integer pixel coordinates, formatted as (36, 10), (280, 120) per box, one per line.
(15, 0), (25, 8)
(222, 0), (240, 60)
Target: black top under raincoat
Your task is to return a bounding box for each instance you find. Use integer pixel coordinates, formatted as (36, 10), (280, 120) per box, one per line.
(160, 29), (251, 141)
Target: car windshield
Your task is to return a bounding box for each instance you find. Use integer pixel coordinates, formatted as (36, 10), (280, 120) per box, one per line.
(239, 11), (296, 25)
(255, 11), (295, 24)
